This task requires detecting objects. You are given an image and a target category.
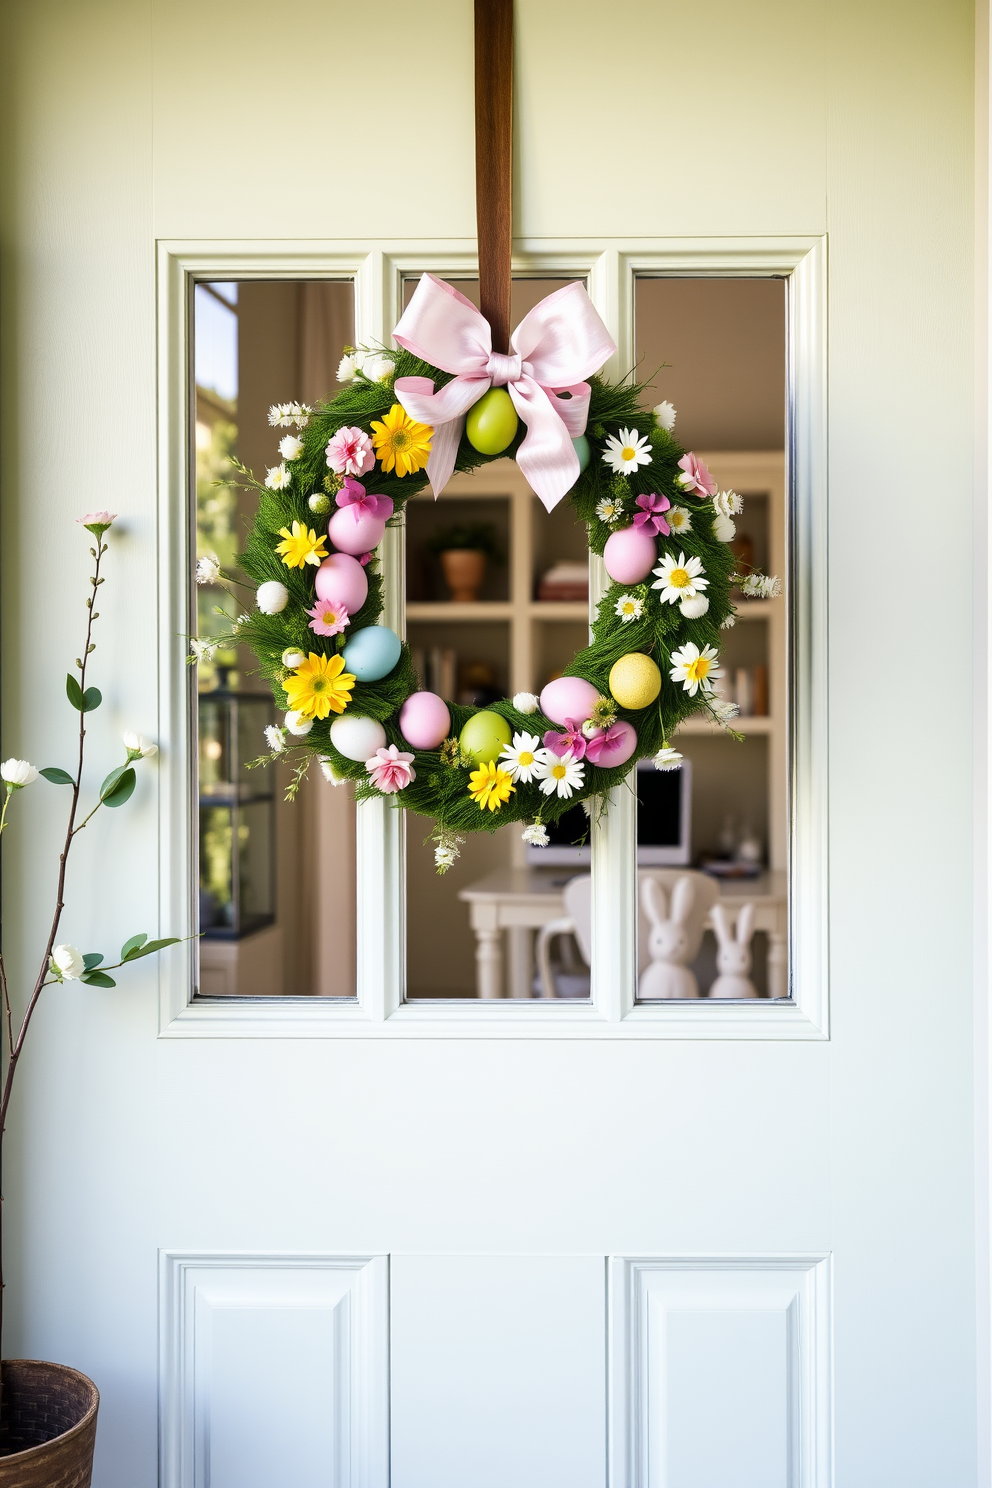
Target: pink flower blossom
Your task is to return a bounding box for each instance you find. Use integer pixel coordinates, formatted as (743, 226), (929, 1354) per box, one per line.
(585, 721), (633, 766)
(306, 596), (350, 636)
(632, 492), (671, 535)
(358, 552), (373, 566)
(76, 511), (117, 531)
(336, 478), (393, 522)
(365, 743), (416, 794)
(677, 452), (716, 498)
(325, 426), (375, 478)
(543, 718), (588, 761)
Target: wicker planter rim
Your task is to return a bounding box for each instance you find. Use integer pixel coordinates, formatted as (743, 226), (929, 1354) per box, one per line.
(0, 1360), (99, 1486)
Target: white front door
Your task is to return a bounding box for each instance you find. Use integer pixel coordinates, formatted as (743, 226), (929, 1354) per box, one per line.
(0, 4), (980, 1487)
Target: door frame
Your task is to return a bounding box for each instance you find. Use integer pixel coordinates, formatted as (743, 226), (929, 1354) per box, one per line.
(156, 235), (828, 1040)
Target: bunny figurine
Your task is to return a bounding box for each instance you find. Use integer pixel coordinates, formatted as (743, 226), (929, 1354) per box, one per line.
(639, 875), (699, 999)
(709, 903), (758, 998)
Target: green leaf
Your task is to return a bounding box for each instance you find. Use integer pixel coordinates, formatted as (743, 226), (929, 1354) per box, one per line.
(120, 933), (148, 960)
(40, 767), (74, 786)
(122, 936), (180, 961)
(65, 674), (84, 710)
(82, 952), (104, 970)
(82, 687), (102, 713)
(81, 970), (116, 988)
(101, 767), (135, 807)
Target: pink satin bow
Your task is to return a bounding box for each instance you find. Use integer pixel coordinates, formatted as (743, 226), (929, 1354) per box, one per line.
(392, 274), (616, 511)
(336, 478), (393, 522)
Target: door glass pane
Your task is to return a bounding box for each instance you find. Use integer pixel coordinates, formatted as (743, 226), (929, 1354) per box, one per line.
(192, 279), (358, 996)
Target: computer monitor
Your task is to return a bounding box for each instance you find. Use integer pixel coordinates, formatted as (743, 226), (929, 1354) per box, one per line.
(526, 758), (692, 867)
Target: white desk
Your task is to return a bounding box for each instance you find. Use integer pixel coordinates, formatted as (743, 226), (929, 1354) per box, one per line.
(458, 868), (788, 1000)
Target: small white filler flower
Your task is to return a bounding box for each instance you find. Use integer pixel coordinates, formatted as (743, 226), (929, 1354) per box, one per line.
(595, 496), (624, 524)
(195, 553), (222, 585)
(712, 514), (736, 542)
(319, 755), (346, 784)
(1, 759), (38, 788)
(522, 821), (550, 847)
(709, 697), (741, 726)
(653, 746), (684, 771)
(615, 594), (644, 624)
(284, 711), (314, 737)
(189, 637), (217, 664)
(602, 427), (653, 475)
(361, 352), (394, 383)
(713, 489), (743, 518)
(51, 944), (84, 981)
(539, 751), (585, 800)
(264, 725), (286, 754)
(268, 403), (294, 427)
(265, 463), (292, 491)
(512, 692), (540, 714)
(278, 435), (304, 461)
(433, 833), (466, 873)
(498, 732), (549, 784)
(740, 572), (782, 600)
(281, 648), (306, 670)
(652, 551), (708, 606)
(679, 594), (710, 619)
(308, 492), (331, 515)
(337, 353), (359, 383)
(256, 581), (289, 615)
(122, 732), (158, 760)
(653, 400), (676, 431)
(669, 641), (722, 697)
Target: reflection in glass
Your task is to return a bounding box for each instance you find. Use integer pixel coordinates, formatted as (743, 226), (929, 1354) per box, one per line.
(192, 279), (358, 996)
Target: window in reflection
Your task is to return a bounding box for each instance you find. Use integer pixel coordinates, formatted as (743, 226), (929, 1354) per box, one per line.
(192, 279), (358, 996)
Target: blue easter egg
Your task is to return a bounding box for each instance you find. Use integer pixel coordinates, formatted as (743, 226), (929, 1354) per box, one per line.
(572, 435), (591, 473)
(342, 625), (402, 682)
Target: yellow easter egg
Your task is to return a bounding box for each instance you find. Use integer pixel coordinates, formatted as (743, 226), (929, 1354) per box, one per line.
(609, 652), (661, 711)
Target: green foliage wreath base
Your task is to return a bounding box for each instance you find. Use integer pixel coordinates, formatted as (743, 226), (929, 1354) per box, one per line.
(236, 350), (737, 837)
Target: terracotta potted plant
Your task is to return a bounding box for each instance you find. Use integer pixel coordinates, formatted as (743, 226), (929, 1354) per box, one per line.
(427, 521), (503, 602)
(0, 513), (178, 1483)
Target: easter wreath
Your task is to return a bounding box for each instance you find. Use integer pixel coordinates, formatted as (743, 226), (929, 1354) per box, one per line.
(199, 275), (777, 872)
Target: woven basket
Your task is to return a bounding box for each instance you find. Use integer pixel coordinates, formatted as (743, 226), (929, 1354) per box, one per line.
(0, 1361), (98, 1487)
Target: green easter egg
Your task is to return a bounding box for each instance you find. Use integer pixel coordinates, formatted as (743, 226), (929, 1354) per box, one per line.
(572, 434), (591, 472)
(459, 709), (512, 767)
(465, 388), (519, 455)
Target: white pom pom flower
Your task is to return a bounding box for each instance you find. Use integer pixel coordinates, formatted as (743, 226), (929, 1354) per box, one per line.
(256, 581), (289, 614)
(278, 435), (303, 461)
(653, 400), (677, 431)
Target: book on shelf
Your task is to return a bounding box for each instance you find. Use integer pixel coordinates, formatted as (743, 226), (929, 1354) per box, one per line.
(535, 561), (588, 602)
(410, 645), (457, 701)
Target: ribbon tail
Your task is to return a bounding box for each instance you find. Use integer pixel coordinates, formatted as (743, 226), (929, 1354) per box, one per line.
(425, 417), (464, 499)
(508, 377), (581, 512)
(548, 382), (592, 438)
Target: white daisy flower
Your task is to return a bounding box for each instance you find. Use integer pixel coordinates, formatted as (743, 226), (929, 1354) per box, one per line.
(278, 435), (303, 461)
(713, 514), (736, 542)
(679, 594), (710, 619)
(652, 551), (708, 605)
(522, 821), (550, 847)
(667, 506), (692, 535)
(195, 552), (221, 584)
(265, 463), (291, 491)
(740, 572), (782, 599)
(602, 427), (652, 475)
(595, 496), (624, 524)
(268, 403), (294, 427)
(721, 613), (736, 629)
(669, 641), (722, 697)
(337, 353), (359, 383)
(499, 732), (550, 784)
(615, 594), (644, 623)
(653, 400), (677, 431)
(713, 489), (743, 518)
(285, 710), (313, 737)
(539, 750), (585, 799)
(513, 692), (540, 714)
(653, 746), (683, 771)
(264, 724), (286, 754)
(319, 755), (347, 785)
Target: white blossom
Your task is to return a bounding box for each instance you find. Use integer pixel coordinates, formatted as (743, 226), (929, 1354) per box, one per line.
(256, 581), (289, 614)
(123, 732), (157, 759)
(653, 746), (683, 771)
(264, 725), (286, 754)
(189, 637), (216, 663)
(337, 353), (359, 383)
(282, 648), (306, 669)
(433, 833), (465, 873)
(361, 352), (394, 383)
(710, 697), (740, 724)
(721, 613), (737, 629)
(278, 435), (304, 461)
(285, 710), (313, 737)
(268, 403), (294, 427)
(288, 402), (312, 427)
(195, 553), (222, 585)
(522, 821), (550, 847)
(513, 692), (540, 714)
(653, 400), (677, 431)
(679, 594), (710, 619)
(309, 492), (331, 514)
(51, 944), (84, 981)
(739, 572), (782, 600)
(713, 488), (743, 518)
(265, 463), (292, 490)
(1, 758), (38, 788)
(319, 755), (347, 785)
(713, 514), (736, 542)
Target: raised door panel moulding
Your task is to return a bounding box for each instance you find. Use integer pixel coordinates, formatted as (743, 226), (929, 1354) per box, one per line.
(610, 1255), (832, 1488)
(159, 1252), (388, 1488)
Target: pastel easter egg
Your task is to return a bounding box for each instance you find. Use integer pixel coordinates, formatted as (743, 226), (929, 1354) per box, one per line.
(327, 506), (387, 556)
(609, 653), (661, 711)
(459, 709), (512, 767)
(329, 714), (386, 762)
(572, 434), (591, 473)
(589, 719), (638, 768)
(603, 525), (657, 585)
(314, 553), (368, 615)
(342, 625), (402, 681)
(465, 388), (518, 455)
(399, 691), (451, 751)
(539, 675), (602, 727)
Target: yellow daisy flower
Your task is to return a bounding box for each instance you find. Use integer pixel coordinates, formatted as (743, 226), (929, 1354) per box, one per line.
(467, 759), (515, 813)
(283, 652), (355, 720)
(370, 404), (433, 478)
(275, 521), (328, 570)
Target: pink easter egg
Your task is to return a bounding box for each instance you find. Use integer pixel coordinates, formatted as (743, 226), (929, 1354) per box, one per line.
(314, 553), (368, 615)
(603, 525), (657, 585)
(327, 506), (388, 556)
(540, 675), (602, 726)
(399, 691), (451, 751)
(588, 720), (638, 768)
